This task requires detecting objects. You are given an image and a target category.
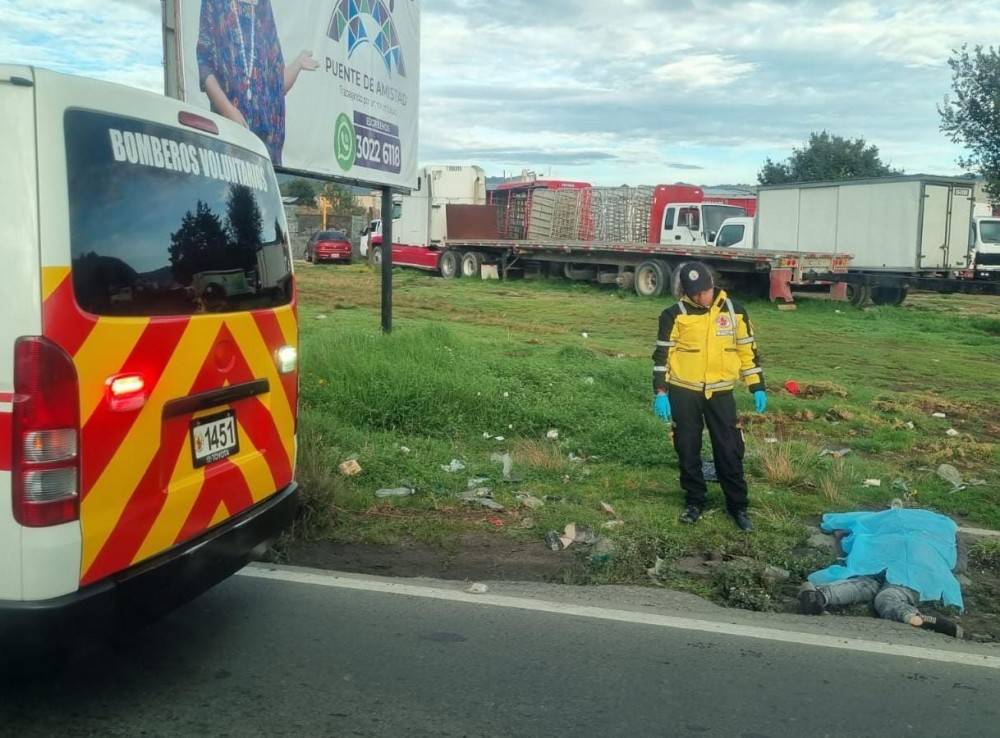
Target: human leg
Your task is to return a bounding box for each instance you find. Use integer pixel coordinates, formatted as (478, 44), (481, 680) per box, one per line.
(875, 584), (963, 638)
(669, 387), (707, 516)
(799, 576), (882, 615)
(703, 392), (751, 529)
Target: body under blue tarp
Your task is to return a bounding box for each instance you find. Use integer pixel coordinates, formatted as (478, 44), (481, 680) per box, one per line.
(808, 508), (963, 610)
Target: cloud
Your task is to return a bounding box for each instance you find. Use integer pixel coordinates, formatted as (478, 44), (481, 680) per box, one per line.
(1, 0), (996, 185)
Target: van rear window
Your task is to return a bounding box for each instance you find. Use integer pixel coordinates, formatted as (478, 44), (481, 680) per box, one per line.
(65, 110), (292, 316)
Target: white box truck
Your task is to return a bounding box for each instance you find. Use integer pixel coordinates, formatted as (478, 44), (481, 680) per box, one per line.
(717, 175), (1000, 305)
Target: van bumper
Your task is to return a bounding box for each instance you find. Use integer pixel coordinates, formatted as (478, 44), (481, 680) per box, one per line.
(0, 483), (299, 644)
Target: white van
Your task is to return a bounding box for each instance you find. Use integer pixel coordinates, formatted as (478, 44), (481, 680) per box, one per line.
(0, 66), (300, 659)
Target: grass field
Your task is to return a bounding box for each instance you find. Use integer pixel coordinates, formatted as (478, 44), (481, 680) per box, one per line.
(287, 261), (1000, 610)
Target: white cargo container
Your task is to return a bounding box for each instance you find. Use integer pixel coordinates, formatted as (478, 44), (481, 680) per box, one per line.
(755, 176), (975, 272)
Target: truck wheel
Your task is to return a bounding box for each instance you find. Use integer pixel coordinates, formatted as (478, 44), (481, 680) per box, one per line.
(634, 260), (671, 298)
(846, 284), (872, 308)
(871, 286), (908, 306)
(461, 251), (484, 278)
(369, 246), (383, 269)
(439, 250), (461, 279)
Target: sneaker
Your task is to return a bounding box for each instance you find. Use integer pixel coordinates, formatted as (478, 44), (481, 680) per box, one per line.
(732, 510), (754, 532)
(679, 505), (702, 524)
(798, 583), (827, 615)
(919, 615), (964, 639)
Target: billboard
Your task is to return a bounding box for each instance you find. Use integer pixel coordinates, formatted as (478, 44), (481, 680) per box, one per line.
(173, 0), (419, 189)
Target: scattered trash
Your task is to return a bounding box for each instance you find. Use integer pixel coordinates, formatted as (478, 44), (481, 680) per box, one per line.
(588, 538), (616, 567)
(584, 377), (595, 385)
(968, 478), (988, 487)
(904, 422), (915, 431)
(602, 520), (625, 530)
(338, 459), (362, 476)
(491, 452), (517, 481)
(581, 332), (589, 338)
(503, 392), (509, 398)
(569, 524), (600, 545)
(482, 432), (490, 438)
(891, 479), (910, 494)
(862, 479), (882, 488)
(375, 486), (415, 498)
(937, 464), (966, 492)
(493, 436), (506, 442)
(398, 446), (411, 454)
(316, 314), (328, 320)
(702, 460), (718, 482)
(568, 452), (587, 463)
(477, 498), (505, 511)
(559, 523), (577, 549)
(441, 459), (466, 473)
(834, 310), (842, 314)
(647, 556), (667, 579)
(544, 531), (563, 551)
(600, 501), (617, 516)
(519, 517), (535, 529)
(460, 487), (493, 501)
(488, 517), (505, 527)
(546, 429), (560, 440)
(516, 493), (544, 510)
(466, 583), (489, 594)
(784, 380), (800, 395)
(467, 477), (490, 489)
(764, 437), (779, 444)
(819, 448), (852, 459)
(932, 412), (947, 419)
(890, 498), (904, 509)
(945, 428), (960, 437)
(777, 303), (797, 311)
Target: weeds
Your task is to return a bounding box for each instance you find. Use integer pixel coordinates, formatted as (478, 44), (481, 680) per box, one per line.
(290, 266), (1000, 601)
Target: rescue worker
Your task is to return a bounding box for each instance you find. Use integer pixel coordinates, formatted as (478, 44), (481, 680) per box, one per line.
(651, 262), (766, 532)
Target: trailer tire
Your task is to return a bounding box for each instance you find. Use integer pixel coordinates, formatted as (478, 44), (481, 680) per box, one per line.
(634, 260), (672, 298)
(369, 246), (383, 269)
(871, 286), (908, 306)
(461, 251), (484, 278)
(439, 250), (461, 279)
(847, 283), (871, 308)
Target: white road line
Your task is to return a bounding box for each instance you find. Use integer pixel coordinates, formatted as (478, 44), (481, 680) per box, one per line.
(239, 565), (1000, 670)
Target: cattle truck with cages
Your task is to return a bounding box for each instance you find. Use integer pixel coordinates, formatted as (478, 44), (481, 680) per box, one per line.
(368, 165), (850, 302)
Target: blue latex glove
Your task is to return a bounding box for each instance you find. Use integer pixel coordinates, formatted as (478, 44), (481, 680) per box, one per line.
(754, 390), (767, 414)
(653, 393), (670, 421)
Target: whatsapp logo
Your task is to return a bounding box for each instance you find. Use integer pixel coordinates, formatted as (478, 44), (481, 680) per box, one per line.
(334, 113), (356, 172)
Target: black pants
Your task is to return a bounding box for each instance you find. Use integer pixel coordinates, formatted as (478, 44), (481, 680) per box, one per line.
(669, 386), (748, 513)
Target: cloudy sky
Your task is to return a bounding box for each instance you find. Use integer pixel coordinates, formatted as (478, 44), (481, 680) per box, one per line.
(1, 0), (997, 186)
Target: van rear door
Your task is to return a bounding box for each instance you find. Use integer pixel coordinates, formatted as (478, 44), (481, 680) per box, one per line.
(35, 77), (297, 588)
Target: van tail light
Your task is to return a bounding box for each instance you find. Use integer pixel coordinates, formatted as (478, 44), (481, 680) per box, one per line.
(106, 373), (146, 412)
(12, 337), (80, 527)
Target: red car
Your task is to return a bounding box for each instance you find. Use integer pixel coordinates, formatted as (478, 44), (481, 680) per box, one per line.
(305, 229), (352, 264)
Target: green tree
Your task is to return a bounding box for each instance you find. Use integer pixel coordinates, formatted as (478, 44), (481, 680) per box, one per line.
(939, 44), (1000, 205)
(320, 182), (364, 215)
(757, 131), (902, 185)
(280, 178), (318, 207)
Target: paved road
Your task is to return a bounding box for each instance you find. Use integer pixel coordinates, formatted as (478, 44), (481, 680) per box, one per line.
(2, 565), (999, 737)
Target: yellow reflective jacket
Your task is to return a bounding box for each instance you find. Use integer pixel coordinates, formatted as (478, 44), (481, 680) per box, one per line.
(651, 289), (764, 398)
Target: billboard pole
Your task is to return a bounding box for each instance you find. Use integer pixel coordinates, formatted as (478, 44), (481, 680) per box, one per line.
(162, 0), (179, 98)
(380, 186), (393, 334)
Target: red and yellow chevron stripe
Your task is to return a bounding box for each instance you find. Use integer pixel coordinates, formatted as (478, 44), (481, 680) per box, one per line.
(40, 267), (297, 586)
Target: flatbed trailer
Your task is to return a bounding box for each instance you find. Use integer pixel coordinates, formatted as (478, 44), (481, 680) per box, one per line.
(416, 238), (852, 302)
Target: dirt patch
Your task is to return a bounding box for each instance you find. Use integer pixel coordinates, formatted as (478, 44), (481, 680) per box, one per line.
(281, 530), (1000, 644)
(284, 532), (585, 583)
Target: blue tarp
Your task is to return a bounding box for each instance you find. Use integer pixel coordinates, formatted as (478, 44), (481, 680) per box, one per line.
(808, 508), (963, 610)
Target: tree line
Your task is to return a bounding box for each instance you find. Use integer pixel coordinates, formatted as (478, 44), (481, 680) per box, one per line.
(758, 44), (1000, 204)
